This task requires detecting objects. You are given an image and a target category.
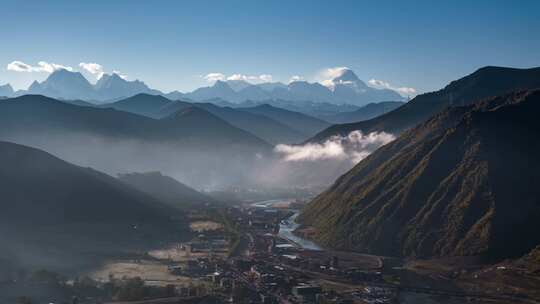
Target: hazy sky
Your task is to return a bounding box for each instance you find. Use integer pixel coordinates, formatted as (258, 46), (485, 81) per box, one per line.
(1, 0), (539, 94)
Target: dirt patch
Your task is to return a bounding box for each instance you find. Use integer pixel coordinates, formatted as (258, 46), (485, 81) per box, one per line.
(189, 221), (223, 232)
(148, 245), (227, 262)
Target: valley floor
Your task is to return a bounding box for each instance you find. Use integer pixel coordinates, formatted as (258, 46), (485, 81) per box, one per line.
(5, 199), (539, 304)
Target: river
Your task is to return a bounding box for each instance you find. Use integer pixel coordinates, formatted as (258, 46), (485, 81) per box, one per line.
(251, 198), (322, 250)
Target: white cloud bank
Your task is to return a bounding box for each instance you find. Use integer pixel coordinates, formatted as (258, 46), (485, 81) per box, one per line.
(317, 66), (350, 88)
(203, 72), (226, 82)
(288, 75), (304, 83)
(203, 73), (273, 84)
(275, 130), (395, 164)
(79, 63), (127, 80)
(6, 60), (128, 80)
(112, 70), (128, 80)
(368, 79), (416, 97)
(7, 61), (73, 73)
(319, 66), (350, 80)
(79, 62), (104, 78)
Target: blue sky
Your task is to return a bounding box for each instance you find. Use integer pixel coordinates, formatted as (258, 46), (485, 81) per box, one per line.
(1, 0), (539, 94)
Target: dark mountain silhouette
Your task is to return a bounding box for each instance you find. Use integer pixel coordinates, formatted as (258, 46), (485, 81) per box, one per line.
(0, 141), (184, 271)
(300, 89), (540, 260)
(310, 66), (540, 142)
(239, 104), (331, 137)
(0, 94), (270, 148)
(0, 95), (271, 188)
(118, 172), (216, 209)
(104, 93), (174, 118)
(102, 93), (193, 118)
(191, 103), (307, 144)
(102, 94), (309, 144)
(321, 101), (405, 124)
(154, 99), (193, 117)
(60, 98), (97, 107)
(160, 105), (271, 147)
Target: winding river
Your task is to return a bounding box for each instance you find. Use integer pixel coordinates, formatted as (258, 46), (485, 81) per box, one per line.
(251, 198), (321, 250)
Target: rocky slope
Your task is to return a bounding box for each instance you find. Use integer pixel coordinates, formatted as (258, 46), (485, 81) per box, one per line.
(300, 90), (540, 259)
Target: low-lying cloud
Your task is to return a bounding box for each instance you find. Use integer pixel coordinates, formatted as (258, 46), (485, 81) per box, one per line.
(7, 61), (73, 73)
(275, 131), (395, 164)
(368, 78), (416, 97)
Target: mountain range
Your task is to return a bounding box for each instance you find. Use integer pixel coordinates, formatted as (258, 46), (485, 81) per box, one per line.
(4, 68), (404, 106)
(0, 94), (269, 148)
(2, 65), (540, 269)
(0, 94), (271, 188)
(300, 89), (540, 260)
(311, 66), (540, 142)
(101, 93), (330, 144)
(20, 70), (161, 102)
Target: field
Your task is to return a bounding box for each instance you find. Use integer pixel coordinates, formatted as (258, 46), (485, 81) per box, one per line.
(88, 260), (198, 287)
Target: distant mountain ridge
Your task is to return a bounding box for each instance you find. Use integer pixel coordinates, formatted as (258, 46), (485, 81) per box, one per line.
(102, 93), (329, 143)
(5, 67), (404, 106)
(14, 69), (161, 103)
(300, 89), (540, 260)
(181, 68), (404, 106)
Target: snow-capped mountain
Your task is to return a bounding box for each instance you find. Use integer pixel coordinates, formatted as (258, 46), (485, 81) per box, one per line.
(183, 68), (404, 106)
(18, 69), (161, 102)
(0, 83), (14, 97)
(10, 67), (404, 105)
